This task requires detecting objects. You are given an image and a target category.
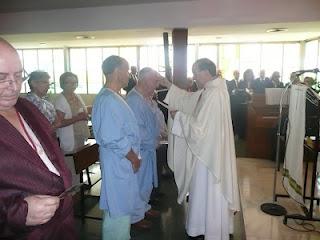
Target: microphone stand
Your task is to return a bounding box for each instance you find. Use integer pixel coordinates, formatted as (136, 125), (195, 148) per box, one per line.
(260, 82), (292, 216)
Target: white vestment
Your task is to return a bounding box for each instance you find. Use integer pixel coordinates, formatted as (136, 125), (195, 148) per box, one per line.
(283, 84), (308, 205)
(187, 160), (233, 239)
(165, 89), (202, 199)
(165, 78), (240, 239)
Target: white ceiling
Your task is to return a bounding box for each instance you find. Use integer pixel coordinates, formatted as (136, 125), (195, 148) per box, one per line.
(1, 0), (320, 48)
(4, 21), (320, 49)
(0, 0), (192, 13)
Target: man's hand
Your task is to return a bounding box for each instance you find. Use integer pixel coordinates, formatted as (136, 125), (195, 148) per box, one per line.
(131, 157), (141, 173)
(126, 149), (141, 173)
(24, 195), (60, 226)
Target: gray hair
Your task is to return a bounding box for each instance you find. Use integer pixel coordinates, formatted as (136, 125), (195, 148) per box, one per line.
(138, 67), (155, 81)
(59, 72), (78, 89)
(28, 71), (50, 90)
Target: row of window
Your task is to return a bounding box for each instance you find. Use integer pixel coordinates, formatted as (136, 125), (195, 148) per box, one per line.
(18, 40), (320, 94)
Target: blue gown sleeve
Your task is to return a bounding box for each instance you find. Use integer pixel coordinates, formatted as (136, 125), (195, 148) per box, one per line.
(93, 96), (131, 158)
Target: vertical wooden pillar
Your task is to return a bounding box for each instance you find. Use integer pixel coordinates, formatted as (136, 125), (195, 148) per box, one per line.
(172, 28), (188, 87)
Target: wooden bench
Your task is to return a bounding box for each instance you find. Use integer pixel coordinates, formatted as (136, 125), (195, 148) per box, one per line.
(66, 141), (102, 221)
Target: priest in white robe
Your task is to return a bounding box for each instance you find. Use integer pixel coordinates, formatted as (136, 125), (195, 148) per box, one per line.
(164, 58), (240, 240)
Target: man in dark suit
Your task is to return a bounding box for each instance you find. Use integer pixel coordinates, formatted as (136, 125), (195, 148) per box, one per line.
(227, 70), (239, 94)
(124, 66), (138, 94)
(251, 69), (269, 93)
(232, 69), (252, 139)
(257, 69), (269, 82)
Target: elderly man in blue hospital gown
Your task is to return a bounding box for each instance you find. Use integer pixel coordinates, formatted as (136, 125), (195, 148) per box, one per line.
(126, 67), (164, 218)
(92, 55), (147, 240)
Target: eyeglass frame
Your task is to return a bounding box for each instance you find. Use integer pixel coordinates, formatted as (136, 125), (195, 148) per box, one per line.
(0, 70), (25, 85)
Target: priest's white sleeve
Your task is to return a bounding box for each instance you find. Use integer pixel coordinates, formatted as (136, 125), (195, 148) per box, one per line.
(172, 112), (183, 137)
(165, 84), (201, 173)
(164, 84), (202, 113)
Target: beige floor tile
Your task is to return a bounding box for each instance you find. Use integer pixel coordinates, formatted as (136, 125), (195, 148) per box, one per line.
(238, 157), (320, 240)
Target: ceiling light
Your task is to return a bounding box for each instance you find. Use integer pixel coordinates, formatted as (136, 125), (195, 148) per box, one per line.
(266, 28), (288, 33)
(75, 35), (95, 40)
(39, 42), (47, 46)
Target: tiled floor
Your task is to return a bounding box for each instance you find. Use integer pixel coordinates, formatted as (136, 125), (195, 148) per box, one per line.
(237, 157), (320, 240)
(74, 150), (320, 239)
(75, 164), (245, 240)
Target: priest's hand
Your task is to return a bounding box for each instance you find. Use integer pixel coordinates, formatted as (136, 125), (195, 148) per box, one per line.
(159, 75), (172, 88)
(170, 110), (178, 119)
(24, 195), (60, 226)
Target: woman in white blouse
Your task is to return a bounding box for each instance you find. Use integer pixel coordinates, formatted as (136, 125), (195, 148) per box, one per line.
(54, 72), (90, 153)
(54, 72), (90, 185)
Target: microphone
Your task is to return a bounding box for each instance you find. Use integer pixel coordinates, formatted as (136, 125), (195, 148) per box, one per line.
(294, 68), (319, 75)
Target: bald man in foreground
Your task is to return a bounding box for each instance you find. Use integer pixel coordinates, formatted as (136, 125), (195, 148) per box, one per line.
(0, 39), (75, 239)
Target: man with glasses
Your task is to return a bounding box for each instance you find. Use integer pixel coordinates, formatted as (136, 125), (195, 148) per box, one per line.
(164, 58), (240, 239)
(0, 38), (76, 239)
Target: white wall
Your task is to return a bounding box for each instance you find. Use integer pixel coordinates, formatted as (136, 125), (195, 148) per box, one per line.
(0, 0), (320, 34)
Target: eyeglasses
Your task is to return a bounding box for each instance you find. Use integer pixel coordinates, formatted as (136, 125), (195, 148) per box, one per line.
(0, 72), (25, 85)
(64, 81), (78, 86)
(192, 69), (204, 75)
(36, 80), (51, 85)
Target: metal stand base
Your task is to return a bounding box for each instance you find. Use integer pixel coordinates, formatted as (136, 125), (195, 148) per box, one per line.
(260, 203), (287, 216)
(283, 213), (320, 225)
